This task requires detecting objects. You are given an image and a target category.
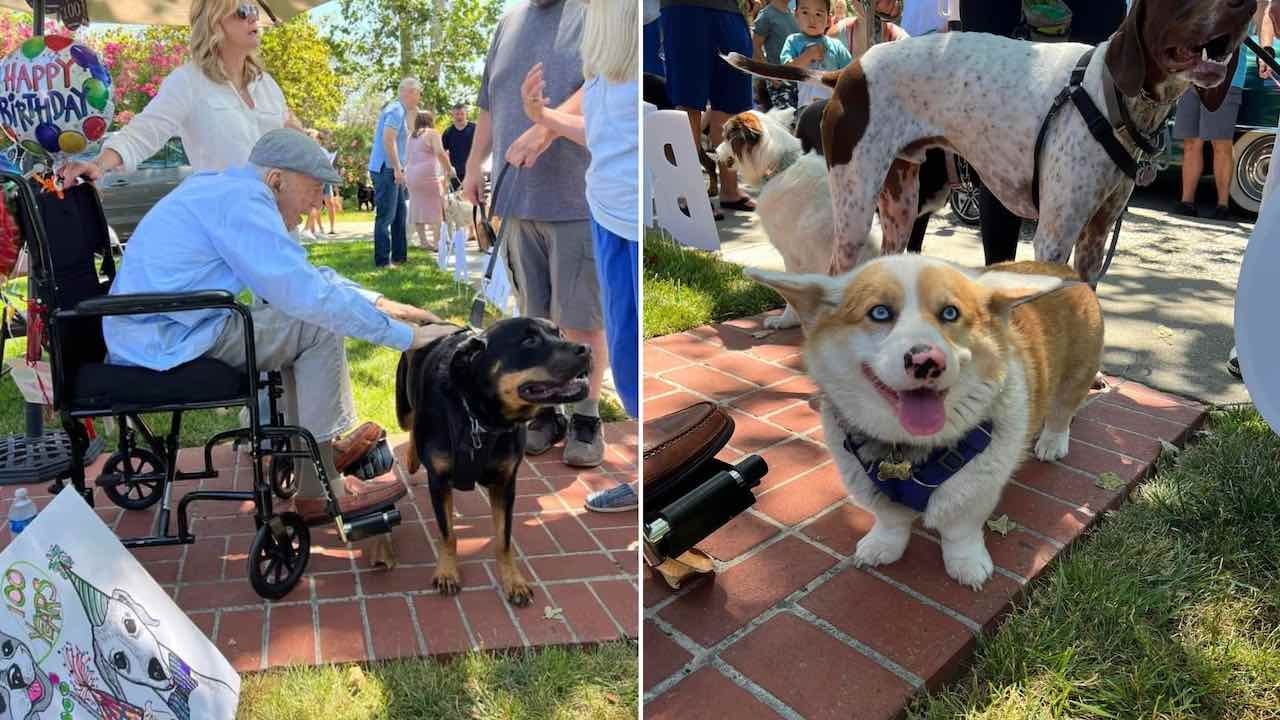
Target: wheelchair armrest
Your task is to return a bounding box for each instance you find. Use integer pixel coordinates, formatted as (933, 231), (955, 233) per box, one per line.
(63, 290), (242, 318)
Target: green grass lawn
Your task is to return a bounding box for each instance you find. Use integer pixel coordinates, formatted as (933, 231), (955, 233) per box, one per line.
(238, 643), (637, 720)
(333, 210), (375, 225)
(0, 242), (621, 450)
(642, 228), (782, 338)
(912, 406), (1280, 719)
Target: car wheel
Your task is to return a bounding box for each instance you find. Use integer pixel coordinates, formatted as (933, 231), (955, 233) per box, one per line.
(947, 156), (982, 226)
(1231, 131), (1272, 215)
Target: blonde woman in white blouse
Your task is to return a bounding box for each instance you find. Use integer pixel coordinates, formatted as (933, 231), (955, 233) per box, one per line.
(59, 0), (301, 184)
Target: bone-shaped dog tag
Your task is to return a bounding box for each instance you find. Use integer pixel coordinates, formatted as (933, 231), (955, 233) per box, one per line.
(878, 459), (913, 481)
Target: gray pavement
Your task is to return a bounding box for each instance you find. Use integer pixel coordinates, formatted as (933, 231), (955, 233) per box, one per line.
(713, 178), (1253, 406)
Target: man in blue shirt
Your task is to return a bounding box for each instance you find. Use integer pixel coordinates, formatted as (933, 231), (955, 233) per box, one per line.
(368, 78), (422, 268)
(104, 128), (441, 525)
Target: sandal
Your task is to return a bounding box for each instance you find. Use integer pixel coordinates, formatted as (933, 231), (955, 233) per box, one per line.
(720, 197), (756, 212)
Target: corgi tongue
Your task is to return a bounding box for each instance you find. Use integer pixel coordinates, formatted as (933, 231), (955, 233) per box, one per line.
(898, 388), (946, 436)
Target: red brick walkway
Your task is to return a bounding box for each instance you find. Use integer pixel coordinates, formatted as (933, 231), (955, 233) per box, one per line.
(1, 423), (638, 670)
(642, 313), (1207, 720)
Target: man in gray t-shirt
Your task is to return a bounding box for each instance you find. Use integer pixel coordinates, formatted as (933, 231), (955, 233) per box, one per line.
(462, 0), (609, 468)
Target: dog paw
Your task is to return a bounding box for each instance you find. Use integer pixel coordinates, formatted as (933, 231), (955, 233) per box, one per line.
(1034, 430), (1071, 462)
(853, 529), (908, 567)
(433, 568), (461, 596)
(503, 579), (534, 607)
(942, 543), (993, 591)
(764, 308), (800, 330)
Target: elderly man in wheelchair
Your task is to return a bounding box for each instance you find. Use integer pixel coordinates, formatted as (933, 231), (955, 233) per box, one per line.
(56, 128), (442, 595)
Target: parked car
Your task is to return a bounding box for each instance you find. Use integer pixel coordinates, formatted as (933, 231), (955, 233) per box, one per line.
(1159, 37), (1280, 214)
(98, 135), (194, 241)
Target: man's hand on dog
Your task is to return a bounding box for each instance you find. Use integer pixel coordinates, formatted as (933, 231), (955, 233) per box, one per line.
(376, 297), (440, 330)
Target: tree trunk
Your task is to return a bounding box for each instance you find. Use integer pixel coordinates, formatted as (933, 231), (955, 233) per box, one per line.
(399, 11), (412, 77)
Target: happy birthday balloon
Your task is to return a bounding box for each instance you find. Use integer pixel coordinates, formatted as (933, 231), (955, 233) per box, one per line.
(0, 35), (114, 166)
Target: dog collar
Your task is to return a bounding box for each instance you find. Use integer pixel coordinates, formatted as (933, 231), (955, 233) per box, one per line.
(761, 146), (802, 186)
(828, 399), (994, 513)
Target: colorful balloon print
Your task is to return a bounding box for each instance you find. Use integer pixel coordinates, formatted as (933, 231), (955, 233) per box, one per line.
(0, 35), (114, 164)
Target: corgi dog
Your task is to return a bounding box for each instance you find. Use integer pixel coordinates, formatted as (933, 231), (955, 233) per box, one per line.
(748, 257), (1103, 589)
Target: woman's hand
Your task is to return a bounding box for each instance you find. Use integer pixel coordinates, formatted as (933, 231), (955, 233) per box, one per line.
(57, 159), (104, 186)
(521, 63), (548, 125)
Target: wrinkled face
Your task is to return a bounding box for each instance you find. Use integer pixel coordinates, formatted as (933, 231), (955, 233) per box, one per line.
(218, 2), (261, 53)
(0, 631), (51, 720)
(795, 0), (831, 36)
(1144, 0), (1255, 88)
(269, 169), (324, 231)
(99, 591), (172, 692)
(750, 256), (1066, 444)
(480, 318), (593, 419)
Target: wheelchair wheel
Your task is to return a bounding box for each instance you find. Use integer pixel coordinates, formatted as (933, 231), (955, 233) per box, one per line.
(269, 455), (299, 500)
(98, 447), (165, 511)
(247, 512), (310, 600)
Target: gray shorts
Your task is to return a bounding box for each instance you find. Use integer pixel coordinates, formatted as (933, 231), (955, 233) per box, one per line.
(1173, 86), (1243, 141)
(504, 218), (603, 331)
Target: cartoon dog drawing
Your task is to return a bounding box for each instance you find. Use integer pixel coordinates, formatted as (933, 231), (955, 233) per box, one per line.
(51, 550), (236, 720)
(0, 630), (53, 720)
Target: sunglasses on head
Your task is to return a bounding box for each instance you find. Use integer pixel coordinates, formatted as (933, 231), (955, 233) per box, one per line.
(233, 3), (260, 20)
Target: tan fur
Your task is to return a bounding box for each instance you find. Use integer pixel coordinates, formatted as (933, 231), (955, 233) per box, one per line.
(432, 491), (460, 595)
(494, 365), (553, 418)
(489, 485), (532, 606)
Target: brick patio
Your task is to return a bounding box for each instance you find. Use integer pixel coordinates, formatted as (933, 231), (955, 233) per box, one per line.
(642, 313), (1207, 720)
(0, 423), (638, 670)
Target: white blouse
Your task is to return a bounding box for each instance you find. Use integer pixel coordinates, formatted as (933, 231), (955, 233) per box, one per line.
(102, 61), (288, 173)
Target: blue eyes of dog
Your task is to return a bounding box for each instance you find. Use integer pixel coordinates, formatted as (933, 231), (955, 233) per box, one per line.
(867, 305), (961, 322)
(868, 305), (894, 322)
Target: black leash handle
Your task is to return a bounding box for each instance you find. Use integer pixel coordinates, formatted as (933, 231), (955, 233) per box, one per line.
(468, 163), (514, 328)
(1246, 37), (1280, 78)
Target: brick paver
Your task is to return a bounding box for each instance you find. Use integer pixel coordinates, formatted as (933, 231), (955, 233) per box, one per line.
(643, 313), (1207, 719)
(0, 422), (637, 670)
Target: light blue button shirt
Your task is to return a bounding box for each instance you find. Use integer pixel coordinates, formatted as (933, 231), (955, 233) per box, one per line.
(367, 101), (408, 173)
(103, 166), (414, 371)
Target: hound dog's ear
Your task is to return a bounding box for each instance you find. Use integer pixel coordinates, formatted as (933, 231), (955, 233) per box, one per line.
(723, 112), (764, 158)
(1106, 0), (1147, 97)
(1196, 48), (1240, 111)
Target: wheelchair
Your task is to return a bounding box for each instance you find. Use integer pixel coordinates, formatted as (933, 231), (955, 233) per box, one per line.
(5, 169), (402, 600)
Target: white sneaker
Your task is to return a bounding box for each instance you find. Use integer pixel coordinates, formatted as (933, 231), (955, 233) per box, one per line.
(299, 229), (316, 241)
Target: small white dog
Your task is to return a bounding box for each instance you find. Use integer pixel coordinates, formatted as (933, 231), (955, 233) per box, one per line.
(749, 257), (1103, 589)
(716, 108), (877, 329)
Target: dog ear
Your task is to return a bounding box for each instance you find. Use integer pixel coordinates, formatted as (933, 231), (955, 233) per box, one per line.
(1106, 0), (1147, 97)
(745, 267), (843, 329)
(723, 114), (763, 157)
(1196, 47), (1240, 111)
(977, 271), (1083, 318)
(112, 588), (160, 627)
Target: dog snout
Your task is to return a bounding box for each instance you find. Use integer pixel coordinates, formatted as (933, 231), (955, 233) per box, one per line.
(903, 343), (947, 380)
(147, 657), (167, 682)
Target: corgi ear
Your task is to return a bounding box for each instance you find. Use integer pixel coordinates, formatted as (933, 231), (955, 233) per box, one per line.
(977, 271), (1084, 318)
(745, 267), (843, 328)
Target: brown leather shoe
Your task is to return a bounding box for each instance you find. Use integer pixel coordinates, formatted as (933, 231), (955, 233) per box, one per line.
(333, 422), (384, 472)
(295, 476), (407, 526)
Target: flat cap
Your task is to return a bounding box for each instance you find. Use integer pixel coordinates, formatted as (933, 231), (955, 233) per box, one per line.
(249, 128), (341, 185)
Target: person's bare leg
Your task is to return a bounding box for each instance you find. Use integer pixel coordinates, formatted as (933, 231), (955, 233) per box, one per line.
(414, 223), (431, 249)
(327, 198), (337, 233)
(1212, 138), (1234, 207)
(1181, 138), (1204, 203)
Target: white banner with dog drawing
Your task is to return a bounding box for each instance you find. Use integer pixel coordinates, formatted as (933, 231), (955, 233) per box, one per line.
(0, 490), (239, 720)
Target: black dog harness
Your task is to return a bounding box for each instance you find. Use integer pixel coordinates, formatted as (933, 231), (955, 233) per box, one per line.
(835, 405), (995, 512)
(414, 324), (515, 492)
(1032, 48), (1165, 211)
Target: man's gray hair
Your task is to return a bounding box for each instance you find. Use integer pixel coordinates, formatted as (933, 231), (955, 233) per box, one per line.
(399, 77), (423, 94)
(250, 163), (276, 183)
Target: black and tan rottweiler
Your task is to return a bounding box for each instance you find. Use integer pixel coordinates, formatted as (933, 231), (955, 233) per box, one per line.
(395, 316), (591, 605)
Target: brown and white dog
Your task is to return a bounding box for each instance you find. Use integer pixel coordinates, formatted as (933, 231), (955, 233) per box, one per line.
(748, 257), (1103, 588)
(728, 0), (1255, 281)
(715, 108), (878, 328)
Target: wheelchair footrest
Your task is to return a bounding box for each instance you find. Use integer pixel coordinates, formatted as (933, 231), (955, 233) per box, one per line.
(339, 505), (401, 542)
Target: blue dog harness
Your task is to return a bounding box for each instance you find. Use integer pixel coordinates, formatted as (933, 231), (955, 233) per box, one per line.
(842, 421), (995, 512)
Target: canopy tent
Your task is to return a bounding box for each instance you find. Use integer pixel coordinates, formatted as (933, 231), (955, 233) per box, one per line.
(0, 0), (329, 27)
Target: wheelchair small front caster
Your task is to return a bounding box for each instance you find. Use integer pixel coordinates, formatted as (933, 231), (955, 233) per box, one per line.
(269, 455), (300, 500)
(98, 447), (166, 510)
(247, 512), (310, 600)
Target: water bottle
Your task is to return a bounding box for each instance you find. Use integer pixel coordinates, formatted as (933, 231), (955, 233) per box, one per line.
(8, 488), (36, 535)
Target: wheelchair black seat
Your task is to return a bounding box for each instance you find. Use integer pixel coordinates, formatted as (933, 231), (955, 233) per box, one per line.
(70, 357), (247, 415)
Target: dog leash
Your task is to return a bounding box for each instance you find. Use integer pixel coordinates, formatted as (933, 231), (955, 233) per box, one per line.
(468, 162), (515, 328)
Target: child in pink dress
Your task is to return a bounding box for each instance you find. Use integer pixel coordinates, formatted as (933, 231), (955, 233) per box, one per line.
(405, 111), (452, 251)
